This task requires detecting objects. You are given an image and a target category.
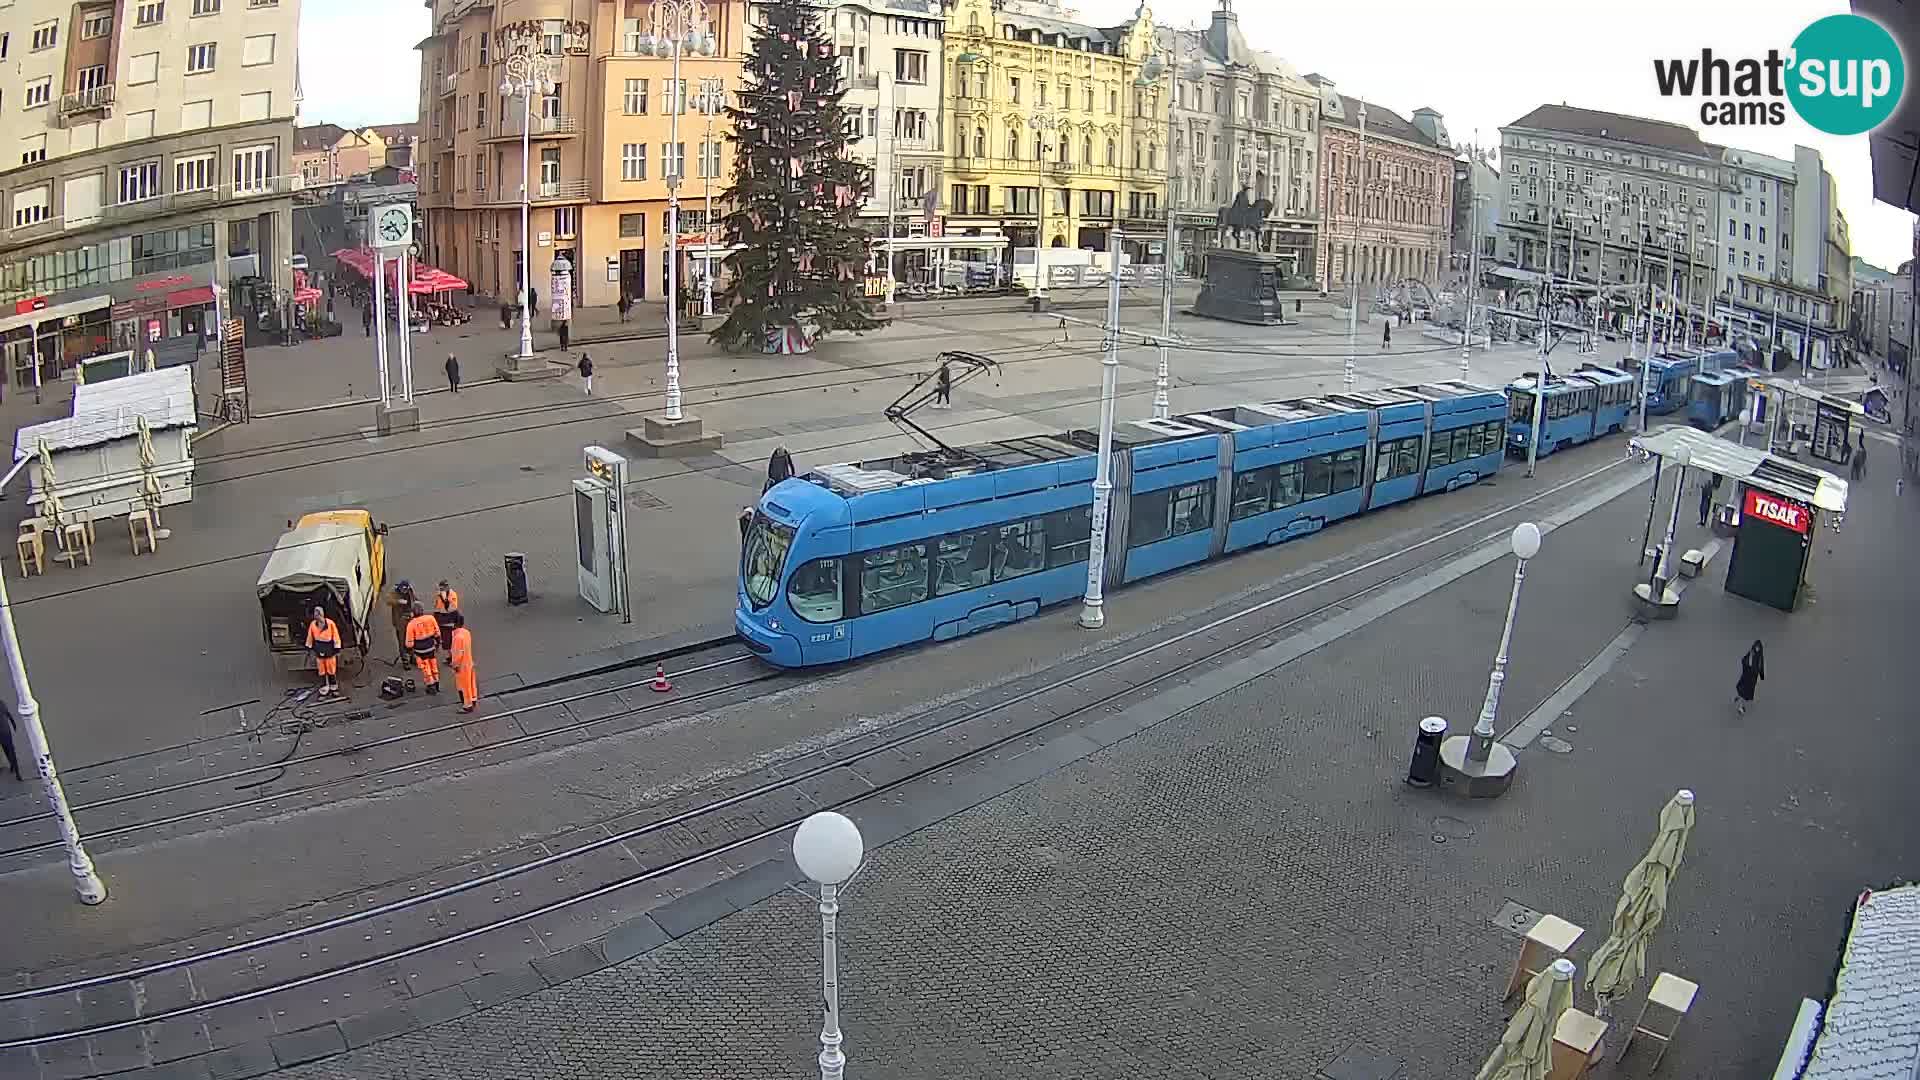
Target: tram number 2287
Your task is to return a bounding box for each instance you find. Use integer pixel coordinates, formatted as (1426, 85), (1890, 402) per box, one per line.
(808, 626), (848, 645)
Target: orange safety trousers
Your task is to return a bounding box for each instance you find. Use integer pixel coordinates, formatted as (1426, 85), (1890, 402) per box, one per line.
(414, 654), (440, 684)
(450, 628), (477, 707)
(316, 656), (338, 677)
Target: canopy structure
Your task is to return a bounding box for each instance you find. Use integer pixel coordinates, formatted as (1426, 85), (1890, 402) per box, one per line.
(1629, 426), (1848, 516)
(256, 521), (375, 615)
(329, 248), (466, 294)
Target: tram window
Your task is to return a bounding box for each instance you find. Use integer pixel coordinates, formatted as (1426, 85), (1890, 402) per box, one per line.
(1043, 505), (1091, 567)
(1331, 448), (1363, 492)
(1231, 469), (1271, 519)
(1170, 480), (1214, 536)
(1130, 488), (1173, 546)
(1508, 396), (1532, 423)
(992, 519), (1047, 582)
(859, 542), (928, 613)
(1271, 461), (1303, 507)
(1450, 427), (1472, 462)
(935, 530), (992, 596)
(788, 558), (844, 623)
(1303, 455), (1333, 500)
(1484, 420), (1504, 453)
(1428, 432), (1454, 469)
(1395, 438), (1422, 477)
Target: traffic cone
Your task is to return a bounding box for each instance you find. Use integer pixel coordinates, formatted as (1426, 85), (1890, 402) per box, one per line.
(650, 663), (673, 693)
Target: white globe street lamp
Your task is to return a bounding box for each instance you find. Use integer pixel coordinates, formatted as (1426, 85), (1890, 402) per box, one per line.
(500, 52), (556, 363)
(794, 811), (865, 1080)
(1436, 521), (1540, 797)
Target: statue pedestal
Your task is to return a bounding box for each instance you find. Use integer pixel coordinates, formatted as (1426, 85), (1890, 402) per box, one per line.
(1190, 249), (1289, 326)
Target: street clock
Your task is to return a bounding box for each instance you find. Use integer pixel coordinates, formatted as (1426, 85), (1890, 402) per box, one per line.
(372, 203), (414, 251)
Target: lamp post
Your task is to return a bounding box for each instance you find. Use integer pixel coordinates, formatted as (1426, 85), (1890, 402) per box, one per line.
(499, 51), (555, 363)
(1079, 235), (1125, 630)
(1137, 46), (1185, 421)
(1028, 113), (1059, 262)
(793, 811), (864, 1080)
(1435, 522), (1539, 798)
(635, 0), (716, 422)
(0, 456), (106, 905)
(1463, 192), (1488, 374)
(697, 76), (724, 319)
(1345, 102), (1367, 392)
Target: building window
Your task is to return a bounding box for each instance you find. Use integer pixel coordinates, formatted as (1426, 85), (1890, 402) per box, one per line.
(187, 42), (217, 73)
(174, 152), (214, 191)
(698, 140), (721, 178)
(1759, 200), (1766, 215)
(11, 184), (50, 228)
(24, 78), (51, 108)
(137, 2), (166, 24)
(895, 49), (927, 84)
(119, 161), (162, 203)
(619, 213), (644, 238)
(192, 0), (220, 11)
(476, 94), (486, 129)
(242, 34), (275, 66)
(541, 84), (563, 119)
(83, 12), (114, 38)
(554, 206), (578, 236)
(662, 141), (685, 179)
(474, 156), (485, 192)
(1009, 76), (1020, 104)
(1006, 129), (1019, 159)
(539, 146), (560, 186)
(19, 135), (46, 165)
(31, 22), (58, 51)
(232, 143), (273, 193)
(78, 65), (110, 92)
(1759, 255), (1766, 273)
(624, 78), (647, 114)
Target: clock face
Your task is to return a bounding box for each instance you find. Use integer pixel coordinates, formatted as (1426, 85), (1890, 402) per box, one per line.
(378, 210), (410, 243)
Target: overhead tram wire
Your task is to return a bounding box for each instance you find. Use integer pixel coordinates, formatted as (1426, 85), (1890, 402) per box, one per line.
(19, 333), (1514, 606)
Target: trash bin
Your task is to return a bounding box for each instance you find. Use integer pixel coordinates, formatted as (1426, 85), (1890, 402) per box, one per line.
(504, 552), (529, 606)
(1406, 716), (1448, 787)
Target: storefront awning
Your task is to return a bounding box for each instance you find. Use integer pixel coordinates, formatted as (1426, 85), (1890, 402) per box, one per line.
(168, 286), (216, 308)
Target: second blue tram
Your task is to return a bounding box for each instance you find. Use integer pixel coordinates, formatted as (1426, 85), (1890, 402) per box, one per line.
(1687, 369), (1751, 430)
(737, 382), (1507, 667)
(1504, 366), (1634, 458)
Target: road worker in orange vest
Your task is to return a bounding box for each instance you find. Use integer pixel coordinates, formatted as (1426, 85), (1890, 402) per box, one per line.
(306, 606), (342, 697)
(433, 580), (461, 661)
(448, 612), (477, 713)
(404, 600), (443, 694)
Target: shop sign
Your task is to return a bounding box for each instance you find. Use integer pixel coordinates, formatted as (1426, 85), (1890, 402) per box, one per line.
(1744, 489), (1810, 534)
(14, 297), (48, 315)
(136, 274), (194, 293)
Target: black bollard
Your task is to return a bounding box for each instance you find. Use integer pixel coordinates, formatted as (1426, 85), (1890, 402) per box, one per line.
(1406, 716), (1448, 787)
(504, 552), (530, 606)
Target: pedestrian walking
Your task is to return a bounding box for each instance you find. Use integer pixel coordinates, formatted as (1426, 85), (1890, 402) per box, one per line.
(434, 580), (461, 661)
(618, 291), (632, 323)
(449, 613), (478, 713)
(0, 697), (22, 781)
(500, 302), (513, 331)
(1381, 321), (1392, 351)
(578, 352), (594, 395)
(404, 601), (443, 695)
(1734, 639), (1764, 716)
(934, 361), (952, 409)
(445, 353), (462, 393)
(387, 580), (416, 659)
(1697, 480), (1714, 529)
(1850, 441), (1867, 483)
(306, 607), (342, 697)
(557, 320), (570, 350)
(362, 304), (373, 337)
(527, 284), (539, 314)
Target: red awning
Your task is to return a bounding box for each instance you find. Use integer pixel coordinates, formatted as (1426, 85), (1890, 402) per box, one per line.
(167, 286), (216, 308)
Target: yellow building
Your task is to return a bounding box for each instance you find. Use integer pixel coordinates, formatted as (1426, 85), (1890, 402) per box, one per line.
(417, 0), (748, 309)
(940, 0), (1166, 263)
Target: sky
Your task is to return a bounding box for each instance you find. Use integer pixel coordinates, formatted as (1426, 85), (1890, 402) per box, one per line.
(296, 0), (1917, 271)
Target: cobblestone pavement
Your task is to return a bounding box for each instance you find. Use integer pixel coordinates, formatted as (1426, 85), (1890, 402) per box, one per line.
(261, 451), (1919, 1079)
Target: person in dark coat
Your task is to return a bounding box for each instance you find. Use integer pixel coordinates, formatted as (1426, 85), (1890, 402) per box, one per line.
(1381, 321), (1392, 350)
(0, 697), (22, 781)
(445, 353), (461, 393)
(362, 304), (374, 337)
(578, 352), (594, 395)
(935, 361), (952, 409)
(1735, 640), (1764, 716)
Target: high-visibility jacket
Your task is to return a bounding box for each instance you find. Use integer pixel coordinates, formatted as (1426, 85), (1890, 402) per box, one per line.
(306, 618), (341, 658)
(449, 627), (473, 671)
(435, 588), (461, 613)
(404, 613), (442, 657)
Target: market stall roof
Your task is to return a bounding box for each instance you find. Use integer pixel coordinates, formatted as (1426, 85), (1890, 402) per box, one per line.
(256, 522), (372, 604)
(1794, 884), (1920, 1080)
(12, 366), (197, 460)
(1629, 427), (1848, 514)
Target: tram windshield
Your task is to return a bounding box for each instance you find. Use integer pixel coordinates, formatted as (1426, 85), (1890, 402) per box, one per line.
(1508, 395), (1534, 423)
(742, 512), (796, 610)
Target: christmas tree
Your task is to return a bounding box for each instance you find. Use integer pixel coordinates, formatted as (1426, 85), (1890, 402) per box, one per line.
(710, 0), (882, 354)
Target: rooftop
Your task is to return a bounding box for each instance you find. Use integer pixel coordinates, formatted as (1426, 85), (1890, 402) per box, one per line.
(1504, 104), (1714, 160)
(1798, 884), (1920, 1080)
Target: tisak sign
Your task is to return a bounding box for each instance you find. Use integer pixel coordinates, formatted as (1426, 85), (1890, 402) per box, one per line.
(1744, 489), (1811, 535)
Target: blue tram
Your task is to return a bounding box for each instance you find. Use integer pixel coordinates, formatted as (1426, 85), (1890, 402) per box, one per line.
(1640, 349), (1736, 415)
(1686, 369), (1752, 430)
(736, 382), (1507, 667)
(1503, 366), (1635, 458)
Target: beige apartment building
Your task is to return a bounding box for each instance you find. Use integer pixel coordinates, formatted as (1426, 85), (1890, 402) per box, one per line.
(0, 0), (301, 389)
(418, 0), (748, 310)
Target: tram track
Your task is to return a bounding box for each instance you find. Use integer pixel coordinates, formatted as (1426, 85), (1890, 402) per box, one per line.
(0, 449), (1642, 1061)
(0, 638), (768, 860)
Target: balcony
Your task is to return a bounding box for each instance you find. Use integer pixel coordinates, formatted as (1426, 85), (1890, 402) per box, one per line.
(536, 178), (589, 201)
(487, 115), (580, 142)
(440, 72), (459, 98)
(59, 84), (115, 122)
(949, 157), (989, 181)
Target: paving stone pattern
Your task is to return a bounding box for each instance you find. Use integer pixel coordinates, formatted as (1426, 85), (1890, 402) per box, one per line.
(253, 467), (1920, 1079)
